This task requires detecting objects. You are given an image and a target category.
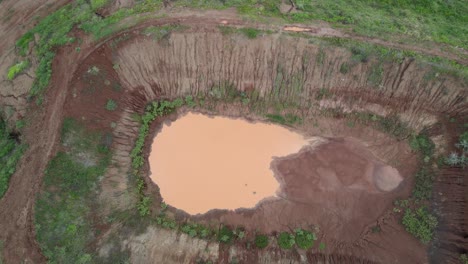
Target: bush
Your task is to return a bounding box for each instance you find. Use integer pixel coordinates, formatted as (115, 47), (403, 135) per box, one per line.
(277, 232), (295, 249)
(402, 207), (438, 244)
(412, 168), (435, 200)
(137, 196), (151, 216)
(409, 133), (435, 158)
(106, 99), (117, 111)
(217, 226), (234, 244)
(254, 234), (269, 249)
(460, 254), (468, 264)
(445, 131), (468, 168)
(294, 229), (317, 250)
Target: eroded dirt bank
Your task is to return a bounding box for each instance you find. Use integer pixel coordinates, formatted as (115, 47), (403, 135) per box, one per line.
(0, 8), (466, 264)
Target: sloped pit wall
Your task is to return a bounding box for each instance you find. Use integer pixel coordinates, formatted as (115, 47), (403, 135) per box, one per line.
(114, 32), (467, 129)
(97, 31), (467, 263)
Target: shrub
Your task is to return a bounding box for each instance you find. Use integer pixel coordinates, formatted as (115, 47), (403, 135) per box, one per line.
(137, 196), (151, 216)
(445, 132), (468, 168)
(294, 229), (317, 250)
(106, 99), (117, 111)
(402, 207), (438, 244)
(254, 234), (269, 249)
(409, 133), (435, 158)
(277, 232), (295, 249)
(460, 254), (468, 264)
(412, 168), (435, 200)
(217, 226), (234, 244)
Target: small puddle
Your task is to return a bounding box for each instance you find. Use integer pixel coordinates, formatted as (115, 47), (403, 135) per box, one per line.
(149, 112), (310, 215)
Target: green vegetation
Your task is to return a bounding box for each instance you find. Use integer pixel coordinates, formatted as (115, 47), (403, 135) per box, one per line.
(181, 223), (212, 239)
(15, 0), (163, 97)
(266, 113), (302, 126)
(339, 62), (350, 74)
(445, 131), (468, 168)
(7, 60), (30, 80)
(218, 26), (271, 39)
(129, 99), (184, 218)
(402, 207), (438, 244)
(239, 28), (261, 39)
(254, 234), (269, 249)
(105, 99), (118, 111)
(0, 120), (25, 198)
(142, 25), (188, 41)
(294, 229), (317, 250)
(367, 63), (383, 87)
(176, 0), (467, 49)
(410, 133), (435, 160)
(316, 88), (332, 100)
(318, 242), (326, 251)
(306, 37), (467, 81)
(277, 232), (295, 249)
(90, 0), (109, 11)
(217, 225), (234, 244)
(388, 131), (439, 243)
(460, 254), (468, 264)
(130, 99), (183, 173)
(35, 118), (111, 263)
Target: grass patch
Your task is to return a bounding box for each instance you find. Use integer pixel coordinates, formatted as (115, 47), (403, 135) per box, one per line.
(35, 118), (111, 263)
(7, 60), (30, 80)
(106, 99), (118, 111)
(0, 120), (26, 198)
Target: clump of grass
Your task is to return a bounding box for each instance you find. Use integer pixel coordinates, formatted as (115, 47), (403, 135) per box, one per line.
(239, 28), (261, 39)
(105, 99), (117, 111)
(7, 60), (30, 80)
(339, 62), (350, 74)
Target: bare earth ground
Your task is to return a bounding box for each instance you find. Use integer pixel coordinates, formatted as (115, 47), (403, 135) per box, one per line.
(0, 2), (466, 264)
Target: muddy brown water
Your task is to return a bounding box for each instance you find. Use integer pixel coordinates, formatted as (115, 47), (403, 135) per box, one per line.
(149, 112), (312, 215)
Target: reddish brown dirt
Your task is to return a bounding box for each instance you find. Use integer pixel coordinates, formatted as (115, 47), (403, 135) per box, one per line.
(0, 8), (466, 264)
